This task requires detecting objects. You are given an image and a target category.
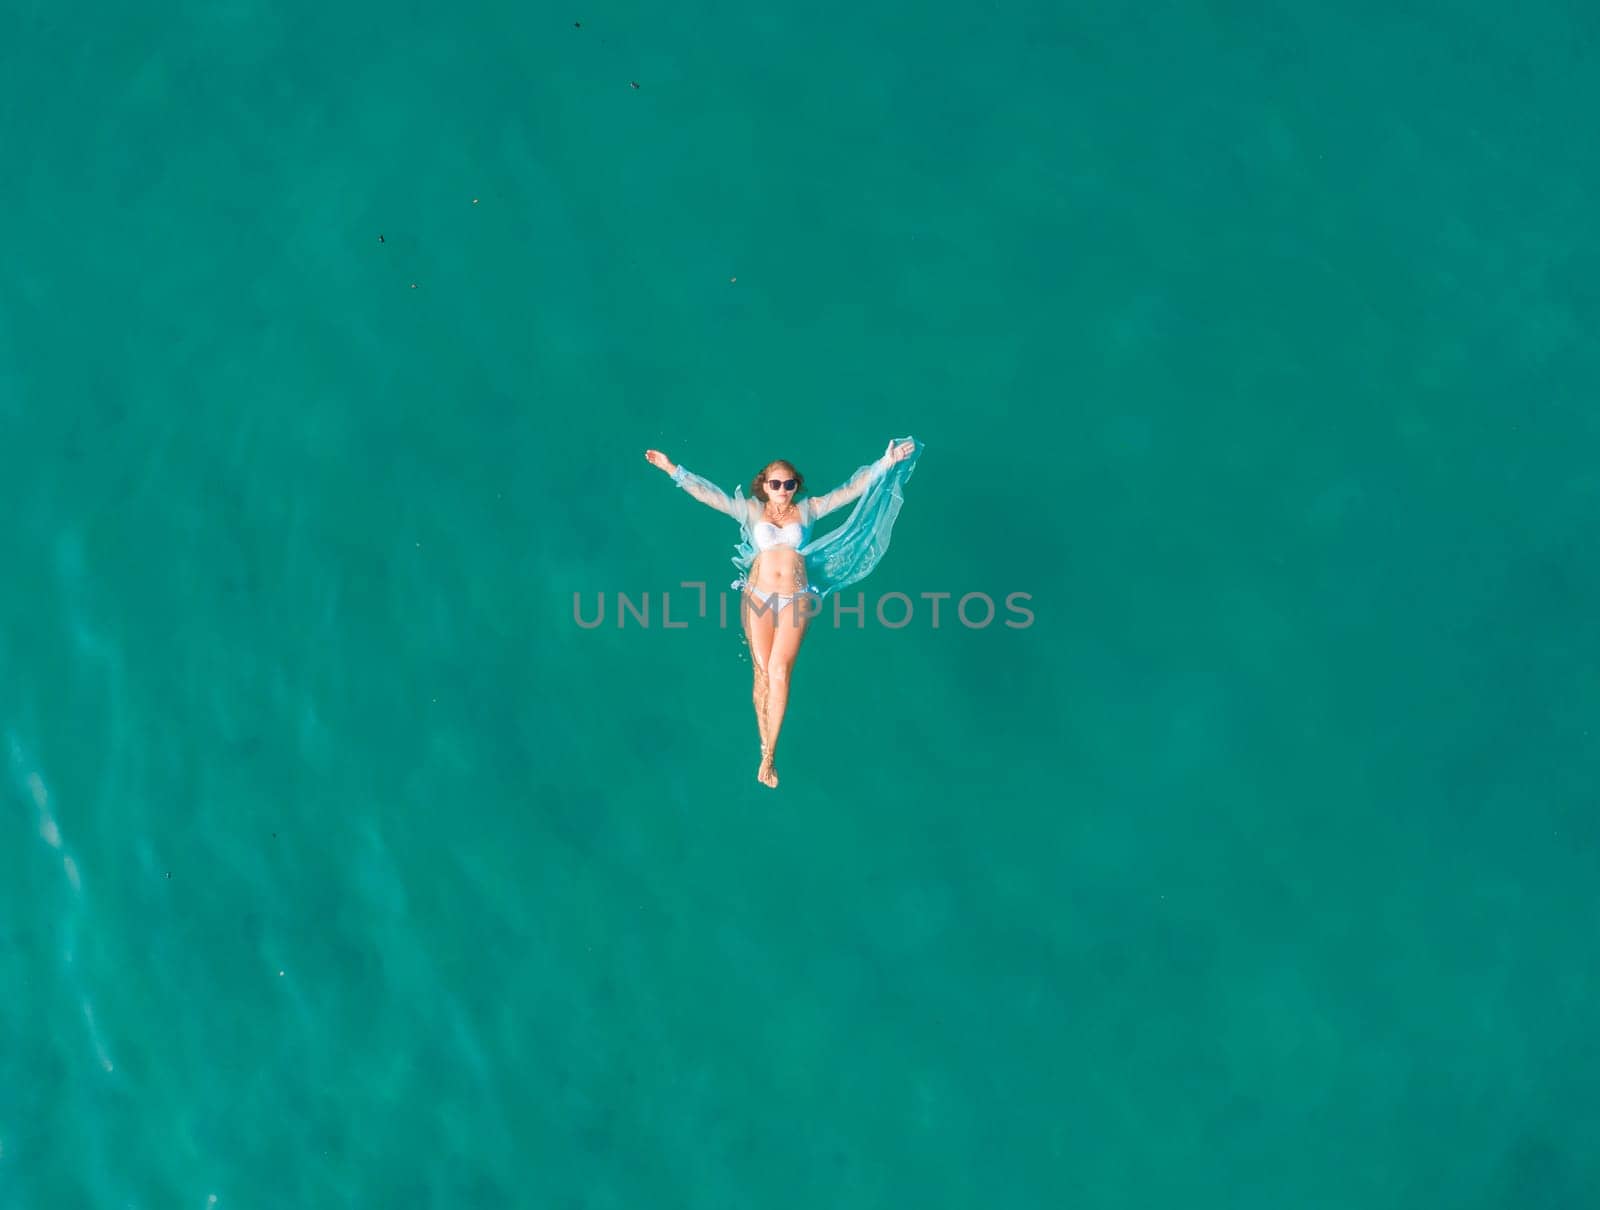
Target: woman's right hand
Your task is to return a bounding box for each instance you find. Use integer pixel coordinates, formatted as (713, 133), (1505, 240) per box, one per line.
(644, 449), (676, 475)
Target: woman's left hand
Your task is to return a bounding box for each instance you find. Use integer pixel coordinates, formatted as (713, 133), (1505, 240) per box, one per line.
(884, 439), (915, 465)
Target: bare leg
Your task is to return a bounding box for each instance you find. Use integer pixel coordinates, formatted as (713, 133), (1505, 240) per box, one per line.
(760, 600), (811, 788)
(752, 664), (771, 756)
(741, 590), (777, 784)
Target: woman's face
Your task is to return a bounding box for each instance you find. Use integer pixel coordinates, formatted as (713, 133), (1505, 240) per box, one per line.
(763, 464), (797, 503)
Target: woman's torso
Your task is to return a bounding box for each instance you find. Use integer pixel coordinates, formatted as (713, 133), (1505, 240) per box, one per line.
(746, 502), (812, 592)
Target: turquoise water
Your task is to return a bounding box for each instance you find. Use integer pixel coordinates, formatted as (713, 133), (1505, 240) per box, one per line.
(4, 1), (1598, 1205)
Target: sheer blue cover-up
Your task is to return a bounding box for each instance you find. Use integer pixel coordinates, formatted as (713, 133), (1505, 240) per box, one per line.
(669, 436), (924, 599)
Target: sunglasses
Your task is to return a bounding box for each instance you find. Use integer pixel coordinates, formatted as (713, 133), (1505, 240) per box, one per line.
(766, 478), (798, 491)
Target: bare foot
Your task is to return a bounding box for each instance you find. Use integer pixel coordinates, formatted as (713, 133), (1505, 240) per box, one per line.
(757, 756), (779, 789)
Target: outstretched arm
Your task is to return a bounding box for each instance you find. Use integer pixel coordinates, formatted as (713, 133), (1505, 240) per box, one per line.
(645, 448), (747, 520)
(806, 439), (916, 520)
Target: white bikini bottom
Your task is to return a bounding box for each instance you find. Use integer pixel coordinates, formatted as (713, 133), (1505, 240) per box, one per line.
(732, 579), (822, 610)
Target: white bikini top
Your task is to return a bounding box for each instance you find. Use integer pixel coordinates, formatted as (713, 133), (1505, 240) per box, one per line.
(751, 510), (810, 551)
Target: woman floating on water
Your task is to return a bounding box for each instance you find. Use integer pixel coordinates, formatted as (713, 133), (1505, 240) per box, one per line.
(645, 437), (922, 788)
